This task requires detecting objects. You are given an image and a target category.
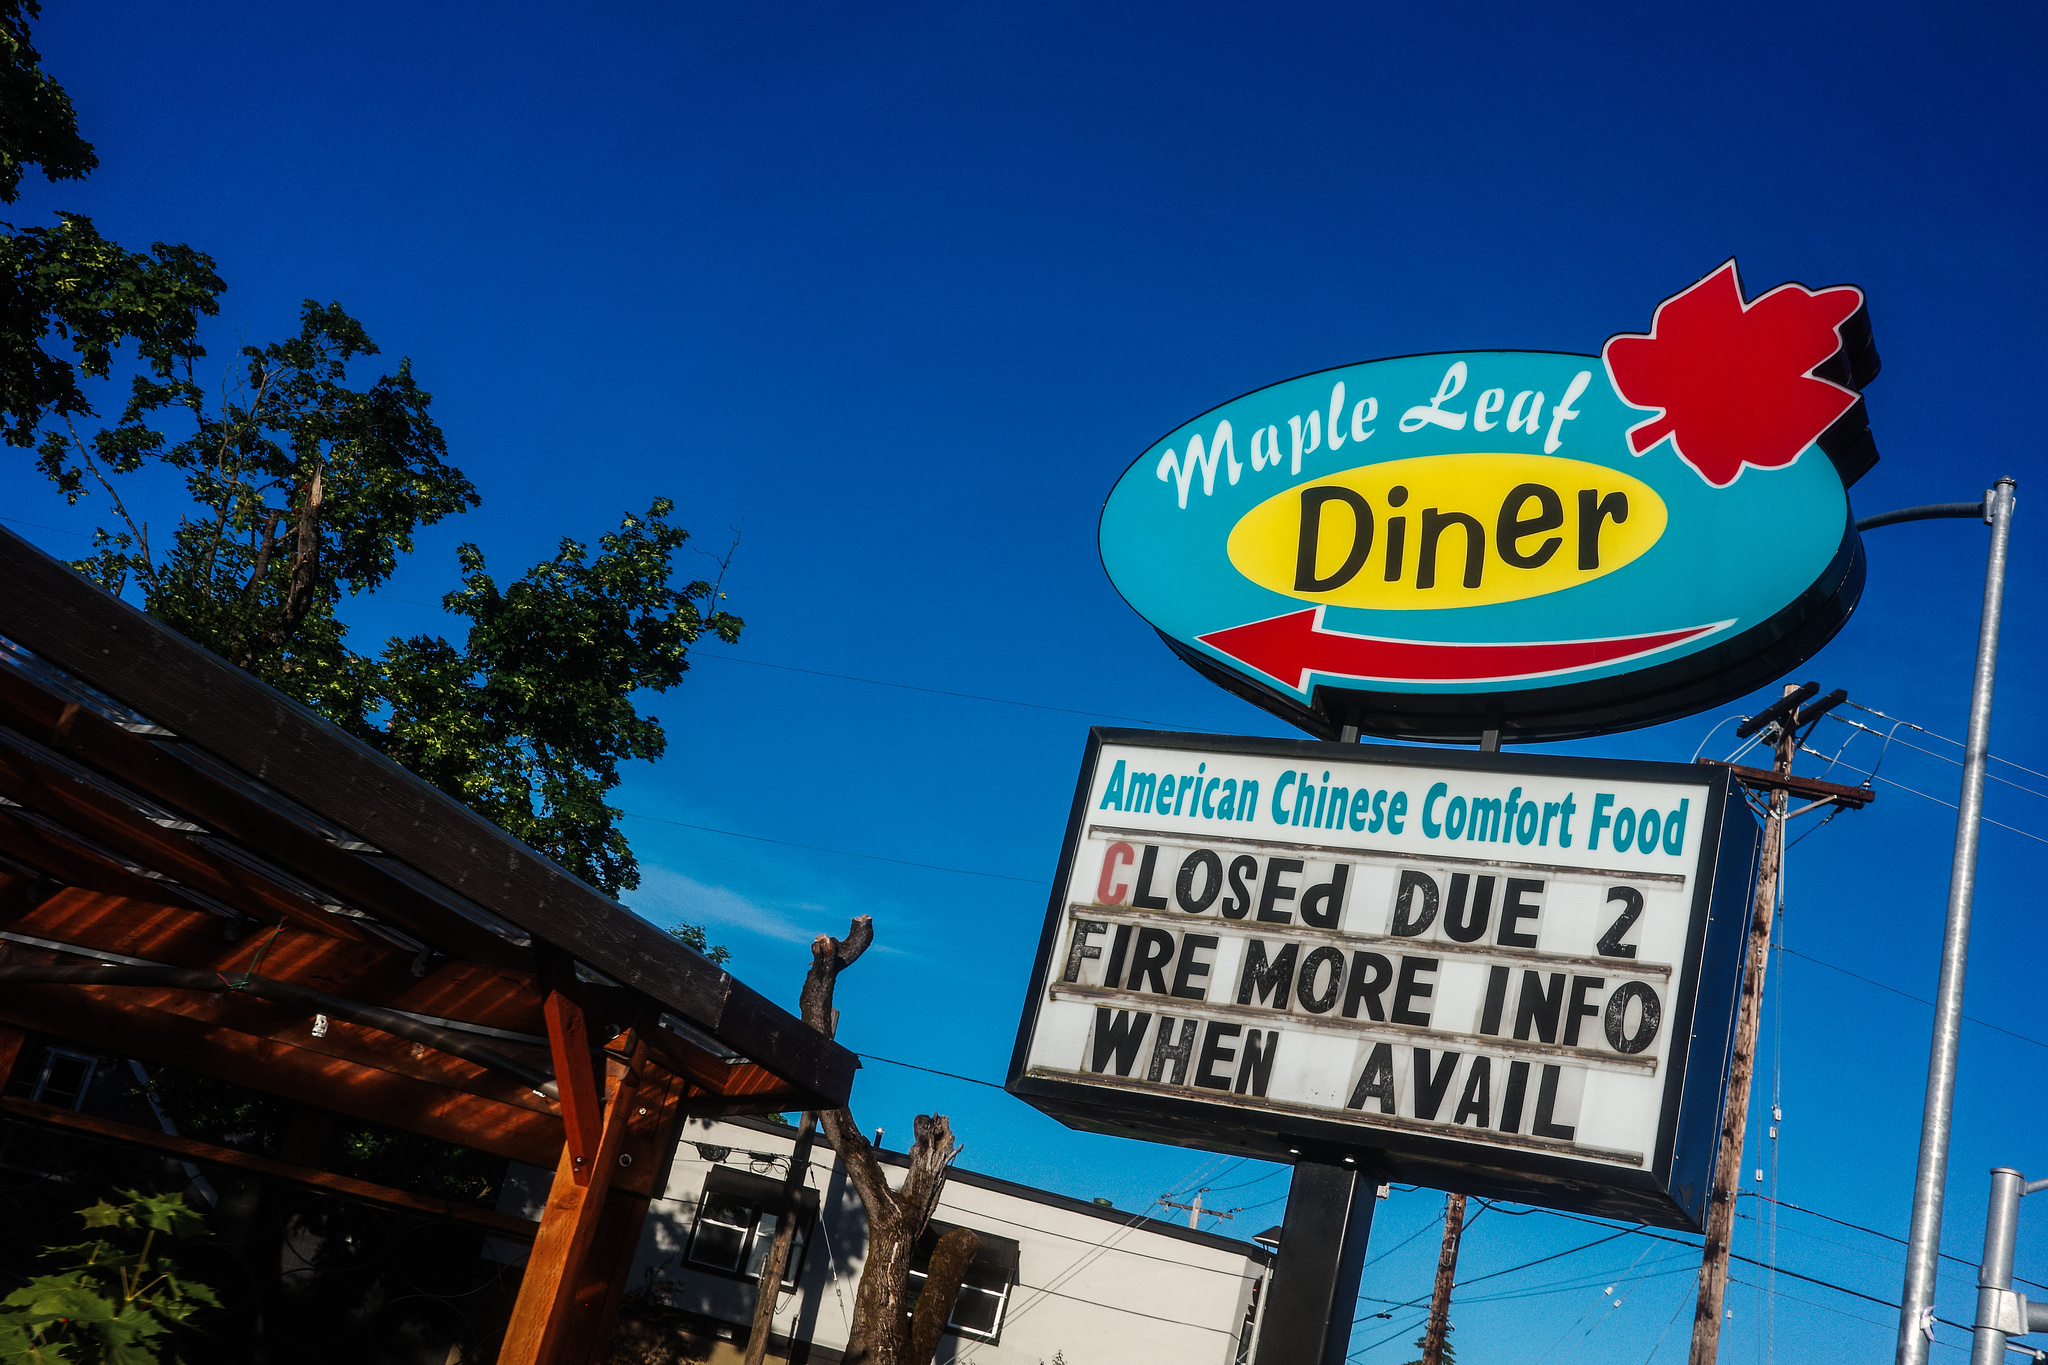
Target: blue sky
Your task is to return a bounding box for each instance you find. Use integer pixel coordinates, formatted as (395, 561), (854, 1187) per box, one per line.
(9, 2), (2047, 1360)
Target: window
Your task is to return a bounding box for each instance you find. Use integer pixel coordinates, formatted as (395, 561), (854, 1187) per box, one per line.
(30, 1048), (96, 1111)
(685, 1166), (816, 1290)
(906, 1222), (1020, 1345)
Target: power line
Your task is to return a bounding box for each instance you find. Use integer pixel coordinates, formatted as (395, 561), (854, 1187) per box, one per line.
(1792, 744), (2048, 845)
(975, 1148), (1242, 1355)
(1464, 1259), (1693, 1306)
(1847, 700), (2048, 788)
(1351, 1211), (1447, 1303)
(1010, 1280), (1241, 1334)
(620, 809), (1051, 884)
(1474, 1199), (2010, 1343)
(856, 1051), (1010, 1090)
(1745, 1192), (2048, 1295)
(692, 652), (1188, 727)
(1349, 1311), (1433, 1360)
(1737, 1207), (1906, 1270)
(1777, 943), (2048, 1053)
(945, 1203), (1266, 1278)
(1204, 1167), (1287, 1195)
(1351, 1225), (1639, 1329)
(1824, 713), (2048, 803)
(1534, 1239), (1666, 1364)
(0, 514), (88, 539)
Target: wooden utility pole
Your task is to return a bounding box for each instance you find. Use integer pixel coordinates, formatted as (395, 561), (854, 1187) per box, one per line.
(1688, 686), (1800, 1364)
(1421, 1192), (1466, 1365)
(745, 1109), (820, 1365)
(1163, 1190), (1237, 1229)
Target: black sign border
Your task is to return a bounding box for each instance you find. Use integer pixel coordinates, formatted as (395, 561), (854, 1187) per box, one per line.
(1006, 728), (1757, 1232)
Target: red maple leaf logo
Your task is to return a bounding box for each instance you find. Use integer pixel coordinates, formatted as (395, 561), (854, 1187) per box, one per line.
(1602, 261), (1864, 488)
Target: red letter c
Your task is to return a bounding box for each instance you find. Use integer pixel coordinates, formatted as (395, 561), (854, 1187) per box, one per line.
(1097, 842), (1135, 906)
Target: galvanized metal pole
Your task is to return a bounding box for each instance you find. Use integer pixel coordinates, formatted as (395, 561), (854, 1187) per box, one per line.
(1970, 1168), (2028, 1365)
(1897, 477), (2017, 1365)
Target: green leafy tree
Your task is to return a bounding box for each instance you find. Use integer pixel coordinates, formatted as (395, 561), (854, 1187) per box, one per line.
(35, 295), (743, 896)
(38, 300), (475, 730)
(0, 0), (93, 200)
(0, 2), (223, 452)
(1400, 1327), (1455, 1365)
(375, 498), (740, 894)
(0, 1189), (219, 1363)
(667, 921), (731, 965)
(5, 5), (746, 903)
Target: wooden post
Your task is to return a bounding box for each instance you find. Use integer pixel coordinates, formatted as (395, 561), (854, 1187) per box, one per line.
(1688, 689), (1796, 1364)
(744, 1109), (818, 1365)
(500, 1035), (646, 1365)
(543, 990), (603, 1184)
(1420, 1192), (1466, 1365)
(573, 1054), (695, 1365)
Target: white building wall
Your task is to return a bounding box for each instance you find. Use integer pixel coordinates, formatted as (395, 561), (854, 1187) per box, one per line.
(607, 1114), (1270, 1365)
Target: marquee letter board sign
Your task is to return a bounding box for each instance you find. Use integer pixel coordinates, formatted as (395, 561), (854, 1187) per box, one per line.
(1007, 730), (1760, 1231)
(1099, 260), (1881, 743)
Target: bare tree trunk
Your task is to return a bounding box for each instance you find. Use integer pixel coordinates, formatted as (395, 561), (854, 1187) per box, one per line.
(799, 917), (975, 1365)
(743, 1109), (819, 1365)
(907, 1227), (981, 1365)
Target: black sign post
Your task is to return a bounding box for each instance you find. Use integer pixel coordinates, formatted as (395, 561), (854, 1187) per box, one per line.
(1252, 1161), (1378, 1365)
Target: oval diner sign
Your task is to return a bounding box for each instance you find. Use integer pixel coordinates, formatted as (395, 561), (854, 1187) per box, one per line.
(1099, 260), (1882, 743)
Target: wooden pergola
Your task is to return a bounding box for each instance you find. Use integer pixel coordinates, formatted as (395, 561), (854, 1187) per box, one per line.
(0, 525), (855, 1362)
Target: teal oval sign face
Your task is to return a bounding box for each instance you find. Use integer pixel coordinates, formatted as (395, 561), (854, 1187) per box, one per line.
(1100, 261), (1879, 743)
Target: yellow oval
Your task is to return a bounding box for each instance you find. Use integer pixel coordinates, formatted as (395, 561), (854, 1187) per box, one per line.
(1226, 454), (1667, 610)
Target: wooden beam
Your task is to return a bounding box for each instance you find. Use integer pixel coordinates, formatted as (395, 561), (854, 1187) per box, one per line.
(570, 1188), (656, 1365)
(0, 955), (557, 1114)
(5, 887), (555, 1042)
(545, 990), (602, 1184)
(608, 1051), (693, 1201)
(1694, 758), (1877, 808)
(0, 873), (816, 1115)
(569, 1058), (696, 1361)
(500, 1040), (647, 1365)
(0, 526), (854, 1109)
(0, 1094), (540, 1239)
(0, 725), (377, 939)
(0, 807), (263, 925)
(628, 999), (806, 1108)
(0, 987), (564, 1165)
(0, 669), (532, 974)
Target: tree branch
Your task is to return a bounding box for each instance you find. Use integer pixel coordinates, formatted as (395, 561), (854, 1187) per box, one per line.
(800, 916), (872, 1038)
(62, 413), (150, 575)
(235, 453), (323, 665)
(806, 918), (892, 1223)
(240, 508), (283, 605)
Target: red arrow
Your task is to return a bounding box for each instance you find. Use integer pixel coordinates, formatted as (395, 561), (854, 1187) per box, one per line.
(1197, 609), (1727, 689)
